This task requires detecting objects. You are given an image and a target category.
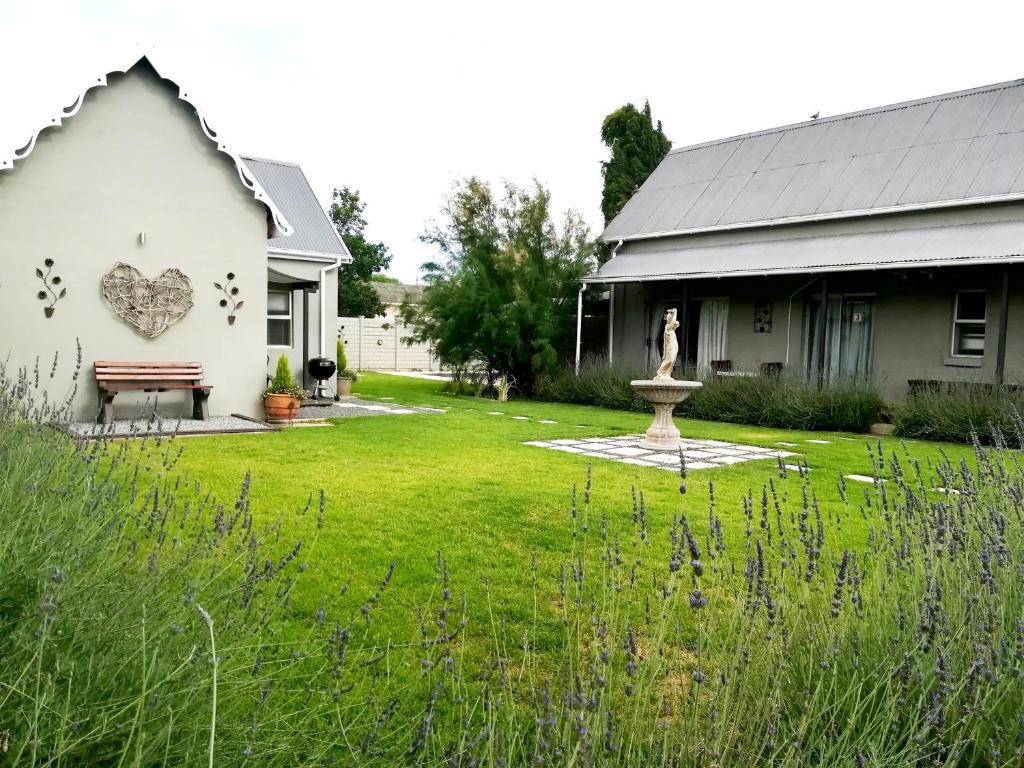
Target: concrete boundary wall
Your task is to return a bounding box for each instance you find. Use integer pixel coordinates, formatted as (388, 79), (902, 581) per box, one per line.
(338, 316), (441, 371)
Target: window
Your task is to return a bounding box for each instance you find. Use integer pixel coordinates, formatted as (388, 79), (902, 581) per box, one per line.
(267, 290), (292, 347)
(951, 290), (986, 357)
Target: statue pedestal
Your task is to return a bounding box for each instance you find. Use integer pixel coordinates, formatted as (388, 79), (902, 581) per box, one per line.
(630, 378), (702, 450)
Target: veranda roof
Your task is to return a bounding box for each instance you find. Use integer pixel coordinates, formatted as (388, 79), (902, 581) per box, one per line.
(268, 267), (319, 290)
(586, 218), (1024, 283)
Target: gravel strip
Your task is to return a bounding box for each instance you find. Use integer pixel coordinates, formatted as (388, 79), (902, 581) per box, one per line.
(297, 398), (440, 420)
(68, 415), (273, 438)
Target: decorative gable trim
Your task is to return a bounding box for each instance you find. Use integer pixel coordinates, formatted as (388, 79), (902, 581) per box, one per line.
(1, 55), (293, 239)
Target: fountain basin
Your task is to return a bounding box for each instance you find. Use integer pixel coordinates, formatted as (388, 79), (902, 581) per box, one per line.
(630, 378), (702, 450)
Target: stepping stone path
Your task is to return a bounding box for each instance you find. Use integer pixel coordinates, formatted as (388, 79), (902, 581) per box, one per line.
(777, 441), (798, 447)
(488, 411), (504, 416)
(539, 420), (558, 424)
(524, 435), (797, 472)
(511, 416), (530, 420)
(844, 474), (883, 483)
(806, 439), (832, 444)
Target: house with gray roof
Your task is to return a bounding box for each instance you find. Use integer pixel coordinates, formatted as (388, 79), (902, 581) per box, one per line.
(584, 78), (1024, 401)
(0, 54), (351, 420)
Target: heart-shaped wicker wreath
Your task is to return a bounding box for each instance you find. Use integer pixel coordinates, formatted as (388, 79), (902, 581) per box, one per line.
(101, 263), (194, 338)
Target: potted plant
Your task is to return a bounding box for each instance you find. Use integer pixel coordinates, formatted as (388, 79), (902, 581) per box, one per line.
(336, 338), (358, 398)
(262, 354), (307, 422)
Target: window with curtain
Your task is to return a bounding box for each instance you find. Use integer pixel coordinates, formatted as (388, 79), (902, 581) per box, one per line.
(696, 299), (729, 371)
(806, 296), (874, 382)
(951, 290), (986, 357)
(267, 290), (292, 347)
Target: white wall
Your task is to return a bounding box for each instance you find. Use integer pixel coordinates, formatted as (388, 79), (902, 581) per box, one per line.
(0, 63), (270, 420)
(338, 316), (440, 371)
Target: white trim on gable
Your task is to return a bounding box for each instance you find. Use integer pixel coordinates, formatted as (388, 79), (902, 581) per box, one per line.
(1, 54), (294, 240)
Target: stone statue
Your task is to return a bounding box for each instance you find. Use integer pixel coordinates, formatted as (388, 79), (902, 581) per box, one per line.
(655, 308), (680, 379)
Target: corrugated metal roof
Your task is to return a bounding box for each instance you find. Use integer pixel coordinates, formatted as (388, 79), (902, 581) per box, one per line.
(242, 156), (352, 260)
(589, 219), (1024, 282)
(603, 79), (1024, 242)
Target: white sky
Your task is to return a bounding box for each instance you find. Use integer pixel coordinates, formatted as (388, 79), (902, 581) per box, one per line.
(2, 0), (1023, 282)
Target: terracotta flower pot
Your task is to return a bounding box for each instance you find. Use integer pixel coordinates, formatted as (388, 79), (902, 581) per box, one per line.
(337, 377), (353, 398)
(263, 393), (301, 423)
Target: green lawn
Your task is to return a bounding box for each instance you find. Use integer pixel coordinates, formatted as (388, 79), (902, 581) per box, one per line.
(169, 373), (974, 661)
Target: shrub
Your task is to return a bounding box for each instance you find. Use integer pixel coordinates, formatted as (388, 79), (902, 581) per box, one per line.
(337, 337), (347, 371)
(535, 358), (885, 432)
(895, 386), (1024, 443)
(262, 353), (307, 399)
(533, 356), (648, 412)
(681, 373), (885, 432)
(3, 357), (1023, 765)
(336, 338), (358, 381)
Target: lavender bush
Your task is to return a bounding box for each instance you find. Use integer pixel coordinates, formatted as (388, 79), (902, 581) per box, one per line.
(1, 355), (1022, 766)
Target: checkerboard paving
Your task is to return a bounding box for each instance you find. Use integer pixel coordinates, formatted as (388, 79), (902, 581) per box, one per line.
(524, 435), (797, 471)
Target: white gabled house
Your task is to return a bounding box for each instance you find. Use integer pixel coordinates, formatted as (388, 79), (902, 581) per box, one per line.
(0, 55), (351, 420)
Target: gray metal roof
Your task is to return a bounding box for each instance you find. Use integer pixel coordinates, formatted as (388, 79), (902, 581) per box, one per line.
(589, 219), (1024, 282)
(242, 156), (352, 260)
(603, 78), (1024, 242)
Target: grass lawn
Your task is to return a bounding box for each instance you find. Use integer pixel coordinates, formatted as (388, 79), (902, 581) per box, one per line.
(168, 373), (976, 663)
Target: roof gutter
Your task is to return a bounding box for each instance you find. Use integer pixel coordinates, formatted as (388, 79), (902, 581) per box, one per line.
(268, 247), (352, 264)
(583, 254), (1024, 284)
(600, 191), (1024, 245)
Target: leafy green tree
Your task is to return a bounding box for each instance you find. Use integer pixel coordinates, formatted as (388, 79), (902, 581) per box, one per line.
(403, 178), (595, 393)
(600, 101), (671, 226)
(328, 187), (393, 317)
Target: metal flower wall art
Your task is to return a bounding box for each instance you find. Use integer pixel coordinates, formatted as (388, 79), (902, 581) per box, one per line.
(215, 272), (244, 325)
(36, 258), (66, 317)
(101, 262), (194, 338)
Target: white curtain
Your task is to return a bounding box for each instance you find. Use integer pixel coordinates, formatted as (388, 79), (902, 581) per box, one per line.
(696, 300), (729, 371)
(649, 302), (667, 370)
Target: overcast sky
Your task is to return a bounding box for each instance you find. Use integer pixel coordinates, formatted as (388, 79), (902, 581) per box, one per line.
(2, 0), (1023, 282)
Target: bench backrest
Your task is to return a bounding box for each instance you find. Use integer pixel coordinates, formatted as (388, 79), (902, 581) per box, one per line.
(95, 361), (205, 386)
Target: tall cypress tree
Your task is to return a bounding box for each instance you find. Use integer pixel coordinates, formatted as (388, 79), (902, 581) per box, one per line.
(600, 101), (672, 226)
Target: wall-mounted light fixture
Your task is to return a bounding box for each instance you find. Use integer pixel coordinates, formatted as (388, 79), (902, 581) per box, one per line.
(138, 232), (146, 245)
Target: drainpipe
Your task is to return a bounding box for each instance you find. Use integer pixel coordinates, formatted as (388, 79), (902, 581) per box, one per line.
(575, 282), (588, 373)
(318, 256), (342, 357)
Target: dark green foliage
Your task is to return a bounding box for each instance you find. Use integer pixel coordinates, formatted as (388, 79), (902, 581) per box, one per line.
(404, 178), (595, 394)
(328, 187), (392, 317)
(536, 359), (885, 432)
(681, 373), (885, 433)
(600, 101), (671, 226)
(534, 357), (648, 412)
(895, 387), (1024, 443)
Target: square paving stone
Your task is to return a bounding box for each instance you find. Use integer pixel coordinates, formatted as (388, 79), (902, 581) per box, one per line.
(607, 446), (654, 457)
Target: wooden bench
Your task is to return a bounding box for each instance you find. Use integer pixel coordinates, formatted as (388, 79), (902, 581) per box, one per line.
(95, 361), (212, 423)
